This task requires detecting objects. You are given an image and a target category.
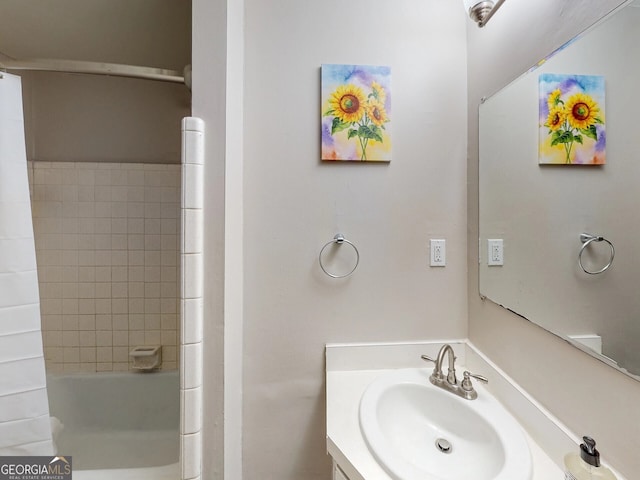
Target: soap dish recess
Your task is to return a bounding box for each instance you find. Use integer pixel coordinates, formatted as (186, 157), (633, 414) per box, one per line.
(130, 345), (162, 370)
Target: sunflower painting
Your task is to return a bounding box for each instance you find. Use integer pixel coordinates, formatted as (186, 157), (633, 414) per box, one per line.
(539, 73), (605, 165)
(321, 64), (391, 162)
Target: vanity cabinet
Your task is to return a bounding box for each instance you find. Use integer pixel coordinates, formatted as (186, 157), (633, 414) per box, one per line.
(332, 461), (350, 480)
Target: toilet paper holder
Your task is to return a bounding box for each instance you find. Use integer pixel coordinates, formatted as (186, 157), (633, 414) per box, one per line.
(129, 345), (162, 371)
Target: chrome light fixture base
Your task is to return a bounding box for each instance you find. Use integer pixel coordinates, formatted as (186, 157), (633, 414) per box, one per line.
(469, 1), (495, 25)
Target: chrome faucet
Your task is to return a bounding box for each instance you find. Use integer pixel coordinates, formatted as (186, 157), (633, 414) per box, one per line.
(433, 343), (457, 385)
(421, 344), (488, 400)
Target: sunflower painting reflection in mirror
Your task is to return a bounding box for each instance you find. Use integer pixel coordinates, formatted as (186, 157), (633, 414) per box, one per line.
(539, 73), (605, 165)
(321, 64), (391, 162)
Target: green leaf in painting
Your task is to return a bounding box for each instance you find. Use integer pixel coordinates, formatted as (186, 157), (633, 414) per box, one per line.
(550, 130), (573, 146)
(358, 125), (383, 143)
(323, 108), (335, 116)
(331, 117), (351, 135)
(580, 125), (598, 140)
(358, 125), (375, 139)
(574, 135), (583, 145)
(347, 129), (358, 139)
(370, 125), (384, 143)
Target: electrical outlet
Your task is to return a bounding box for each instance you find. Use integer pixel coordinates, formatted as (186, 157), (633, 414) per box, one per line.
(430, 239), (446, 267)
(487, 239), (504, 266)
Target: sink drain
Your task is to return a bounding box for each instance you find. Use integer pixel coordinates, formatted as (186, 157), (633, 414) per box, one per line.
(435, 438), (452, 454)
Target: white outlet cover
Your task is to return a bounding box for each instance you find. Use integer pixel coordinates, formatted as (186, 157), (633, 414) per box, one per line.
(430, 239), (446, 267)
(487, 239), (504, 266)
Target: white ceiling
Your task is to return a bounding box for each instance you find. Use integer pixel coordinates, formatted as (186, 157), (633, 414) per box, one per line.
(0, 0), (191, 71)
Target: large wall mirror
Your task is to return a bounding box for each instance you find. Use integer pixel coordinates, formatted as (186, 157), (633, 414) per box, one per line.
(479, 0), (640, 380)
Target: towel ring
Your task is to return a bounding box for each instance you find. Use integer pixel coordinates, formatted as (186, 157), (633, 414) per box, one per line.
(579, 233), (614, 275)
(319, 233), (360, 278)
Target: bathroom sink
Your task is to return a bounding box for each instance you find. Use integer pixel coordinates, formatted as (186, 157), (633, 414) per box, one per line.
(359, 368), (532, 480)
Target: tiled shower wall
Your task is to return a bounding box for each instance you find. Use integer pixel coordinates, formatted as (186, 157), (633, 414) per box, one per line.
(29, 161), (180, 373)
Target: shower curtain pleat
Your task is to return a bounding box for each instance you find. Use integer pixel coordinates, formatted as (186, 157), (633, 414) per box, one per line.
(0, 72), (54, 455)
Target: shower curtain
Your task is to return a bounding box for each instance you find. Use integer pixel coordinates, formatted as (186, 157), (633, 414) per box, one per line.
(0, 72), (53, 455)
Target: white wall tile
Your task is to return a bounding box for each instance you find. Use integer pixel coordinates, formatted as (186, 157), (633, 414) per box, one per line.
(181, 298), (203, 345)
(161, 314), (178, 331)
(79, 347), (96, 363)
(96, 331), (112, 347)
(79, 331), (96, 347)
(129, 314), (145, 330)
(62, 331), (79, 347)
(96, 346), (112, 361)
(95, 186), (111, 202)
(42, 315), (62, 332)
(181, 431), (202, 480)
(145, 330), (161, 345)
(78, 315), (96, 331)
(182, 254), (203, 299)
(182, 387), (202, 435)
(146, 203), (162, 219)
(113, 331), (128, 347)
(145, 315), (161, 330)
(62, 347), (79, 363)
(113, 347), (128, 362)
(146, 251), (161, 266)
(180, 343), (202, 389)
(106, 200), (121, 219)
(183, 209), (203, 254)
(144, 298), (161, 314)
(31, 162), (180, 373)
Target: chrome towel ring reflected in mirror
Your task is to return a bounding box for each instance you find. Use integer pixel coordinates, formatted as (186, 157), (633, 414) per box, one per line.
(319, 233), (360, 278)
(579, 233), (615, 275)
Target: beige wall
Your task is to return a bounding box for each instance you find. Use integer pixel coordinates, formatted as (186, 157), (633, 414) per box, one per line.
(467, 1), (640, 478)
(23, 73), (190, 164)
(0, 0), (190, 71)
(241, 0), (467, 478)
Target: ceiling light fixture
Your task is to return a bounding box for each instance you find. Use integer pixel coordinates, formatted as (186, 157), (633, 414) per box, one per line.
(463, 0), (506, 27)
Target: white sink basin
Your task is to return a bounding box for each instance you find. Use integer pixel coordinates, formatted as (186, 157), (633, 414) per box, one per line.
(359, 368), (532, 480)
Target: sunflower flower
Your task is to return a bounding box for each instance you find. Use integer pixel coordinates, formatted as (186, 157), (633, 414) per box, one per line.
(371, 81), (386, 104)
(565, 93), (600, 130)
(545, 106), (566, 131)
(367, 100), (388, 127)
(547, 89), (562, 110)
(329, 84), (366, 123)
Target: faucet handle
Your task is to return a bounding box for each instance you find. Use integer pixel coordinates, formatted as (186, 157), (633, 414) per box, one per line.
(461, 371), (488, 391)
(420, 355), (442, 379)
(420, 354), (436, 364)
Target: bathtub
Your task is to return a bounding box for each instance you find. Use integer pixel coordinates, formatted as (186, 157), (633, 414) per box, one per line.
(46, 370), (179, 479)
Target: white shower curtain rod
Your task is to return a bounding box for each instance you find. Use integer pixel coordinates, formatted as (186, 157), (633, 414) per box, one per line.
(0, 58), (185, 84)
